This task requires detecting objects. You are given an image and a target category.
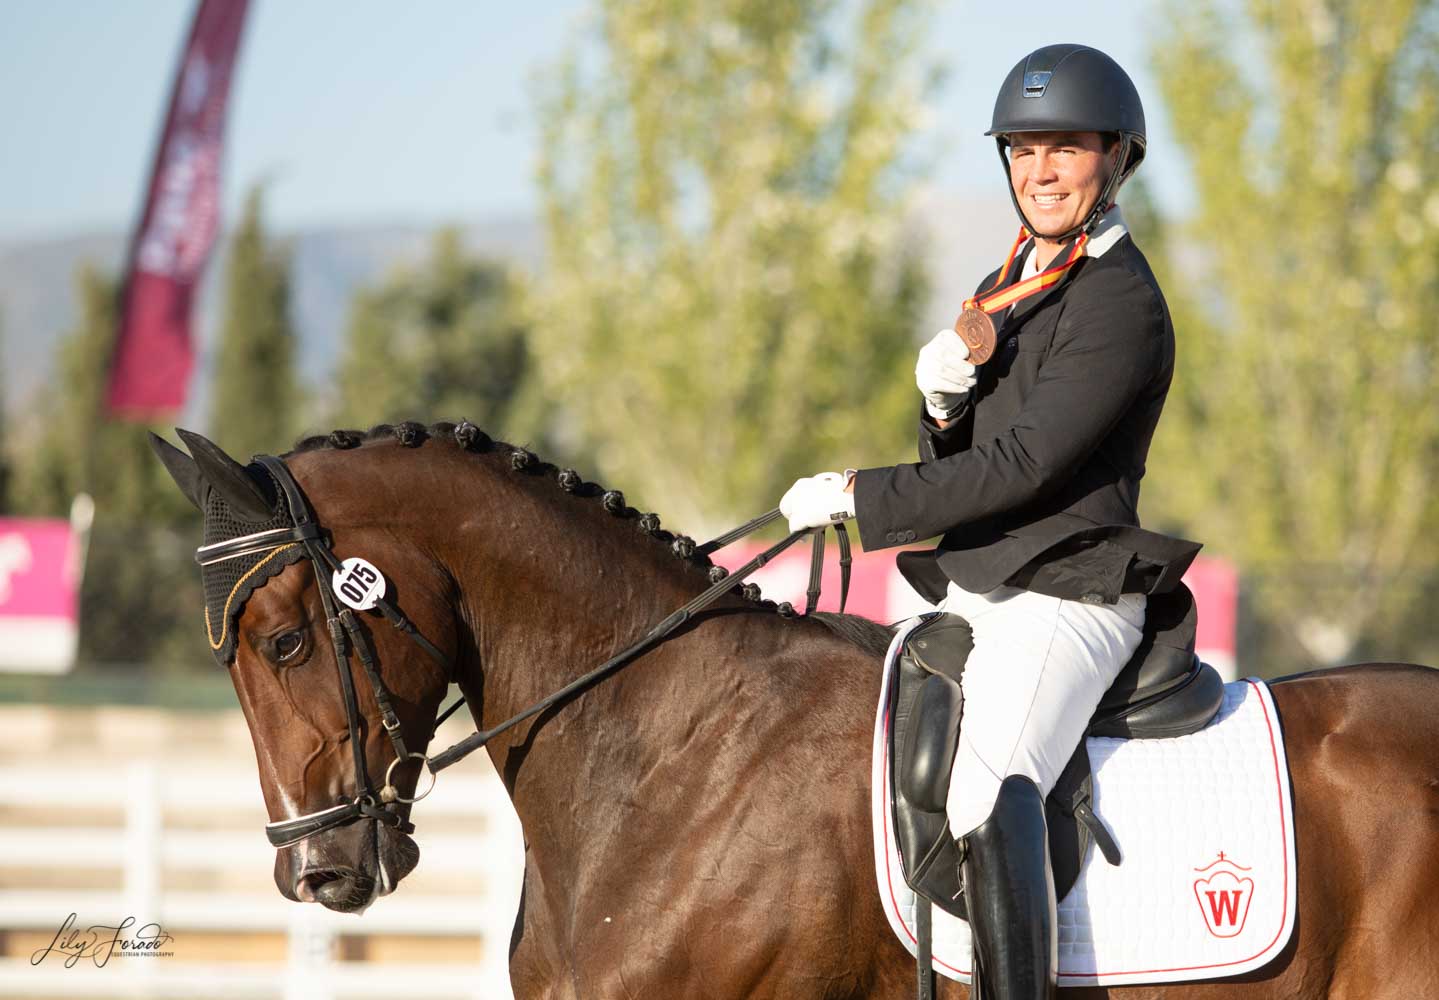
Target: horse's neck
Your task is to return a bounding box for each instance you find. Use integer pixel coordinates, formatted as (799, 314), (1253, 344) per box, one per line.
(444, 472), (742, 826)
(432, 461), (887, 947)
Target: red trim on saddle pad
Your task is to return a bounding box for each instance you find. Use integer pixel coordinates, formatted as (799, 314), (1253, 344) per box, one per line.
(881, 679), (1292, 982)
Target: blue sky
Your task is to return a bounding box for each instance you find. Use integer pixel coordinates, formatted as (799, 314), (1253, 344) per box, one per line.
(0, 1), (1188, 242)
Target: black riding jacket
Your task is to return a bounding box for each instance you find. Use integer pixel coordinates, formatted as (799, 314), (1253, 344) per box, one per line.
(853, 216), (1200, 606)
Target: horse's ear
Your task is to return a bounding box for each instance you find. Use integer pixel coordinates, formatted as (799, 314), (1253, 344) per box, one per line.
(174, 428), (274, 522)
(148, 432), (206, 512)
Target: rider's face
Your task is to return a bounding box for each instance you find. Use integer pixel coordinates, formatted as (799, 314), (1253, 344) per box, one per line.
(1006, 131), (1118, 239)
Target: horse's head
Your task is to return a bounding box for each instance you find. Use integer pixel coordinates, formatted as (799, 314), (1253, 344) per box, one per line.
(152, 430), (457, 912)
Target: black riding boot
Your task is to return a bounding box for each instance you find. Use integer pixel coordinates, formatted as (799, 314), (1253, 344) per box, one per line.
(960, 774), (1057, 1000)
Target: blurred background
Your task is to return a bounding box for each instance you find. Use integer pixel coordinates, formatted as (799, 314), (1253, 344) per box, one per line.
(1, 0), (1435, 996)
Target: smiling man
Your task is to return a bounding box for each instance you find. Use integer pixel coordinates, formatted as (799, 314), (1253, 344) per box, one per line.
(779, 44), (1200, 998)
(1008, 130), (1120, 268)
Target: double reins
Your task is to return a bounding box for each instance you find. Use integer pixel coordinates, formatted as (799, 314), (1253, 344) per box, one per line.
(427, 508), (851, 772)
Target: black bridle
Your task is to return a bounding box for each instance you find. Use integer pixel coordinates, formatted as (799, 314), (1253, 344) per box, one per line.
(200, 454), (850, 848)
(198, 455), (452, 847)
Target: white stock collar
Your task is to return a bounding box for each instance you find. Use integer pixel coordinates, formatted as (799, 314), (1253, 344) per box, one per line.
(1021, 204), (1128, 278)
(1086, 204), (1129, 258)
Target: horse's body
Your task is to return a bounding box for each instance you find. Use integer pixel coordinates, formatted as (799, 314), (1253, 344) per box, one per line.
(159, 426), (1439, 998)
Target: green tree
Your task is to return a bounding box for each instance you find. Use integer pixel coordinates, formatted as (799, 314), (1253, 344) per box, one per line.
(1146, 0), (1439, 667)
(333, 229), (539, 437)
(11, 267), (116, 514)
(10, 267), (206, 671)
(211, 186), (297, 460)
(530, 0), (934, 534)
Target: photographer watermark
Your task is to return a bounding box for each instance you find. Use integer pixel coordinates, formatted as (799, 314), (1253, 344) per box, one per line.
(30, 913), (175, 968)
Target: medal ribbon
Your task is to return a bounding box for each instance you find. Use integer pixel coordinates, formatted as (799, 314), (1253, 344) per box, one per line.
(962, 228), (1089, 315)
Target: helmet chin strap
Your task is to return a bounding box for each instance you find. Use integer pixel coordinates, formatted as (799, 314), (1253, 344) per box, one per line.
(996, 134), (1138, 244)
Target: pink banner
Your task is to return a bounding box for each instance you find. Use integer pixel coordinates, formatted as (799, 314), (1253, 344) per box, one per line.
(107, 0), (251, 417)
(1183, 555), (1239, 677)
(0, 518), (82, 674)
(713, 545), (1239, 676)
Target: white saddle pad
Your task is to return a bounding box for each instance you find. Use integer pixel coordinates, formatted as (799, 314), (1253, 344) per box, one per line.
(871, 617), (1297, 987)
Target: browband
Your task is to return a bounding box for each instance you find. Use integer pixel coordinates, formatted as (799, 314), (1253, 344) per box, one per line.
(197, 524), (324, 566)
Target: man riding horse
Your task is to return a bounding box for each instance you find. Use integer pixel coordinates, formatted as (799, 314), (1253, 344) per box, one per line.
(780, 44), (1200, 998)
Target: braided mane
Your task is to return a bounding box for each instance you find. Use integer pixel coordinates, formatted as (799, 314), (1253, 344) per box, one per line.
(286, 420), (893, 656)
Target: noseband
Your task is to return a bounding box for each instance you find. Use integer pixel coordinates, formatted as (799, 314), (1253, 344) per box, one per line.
(201, 454), (850, 850)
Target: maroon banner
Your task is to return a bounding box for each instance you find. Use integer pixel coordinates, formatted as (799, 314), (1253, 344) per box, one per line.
(107, 0), (251, 417)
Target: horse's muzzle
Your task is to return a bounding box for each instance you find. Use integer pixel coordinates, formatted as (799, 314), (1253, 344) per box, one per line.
(275, 819), (420, 911)
(296, 866), (377, 911)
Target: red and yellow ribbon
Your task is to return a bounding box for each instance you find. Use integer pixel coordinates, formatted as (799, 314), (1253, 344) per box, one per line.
(962, 228), (1089, 315)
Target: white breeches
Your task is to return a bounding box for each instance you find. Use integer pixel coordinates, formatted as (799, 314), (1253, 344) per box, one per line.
(937, 582), (1146, 837)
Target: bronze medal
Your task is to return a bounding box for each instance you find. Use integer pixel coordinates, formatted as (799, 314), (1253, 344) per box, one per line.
(954, 307), (998, 365)
(955, 228), (1090, 366)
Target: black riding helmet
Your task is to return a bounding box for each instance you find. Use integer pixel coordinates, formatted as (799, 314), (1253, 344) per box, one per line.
(987, 44), (1146, 240)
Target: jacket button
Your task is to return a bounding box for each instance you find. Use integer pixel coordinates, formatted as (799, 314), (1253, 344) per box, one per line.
(1080, 593), (1105, 605)
(885, 532), (897, 543)
(906, 531), (917, 541)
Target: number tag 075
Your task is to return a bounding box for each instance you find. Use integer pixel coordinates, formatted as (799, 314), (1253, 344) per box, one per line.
(332, 557), (386, 611)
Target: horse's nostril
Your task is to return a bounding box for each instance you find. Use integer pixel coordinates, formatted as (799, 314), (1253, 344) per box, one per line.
(298, 869), (344, 901)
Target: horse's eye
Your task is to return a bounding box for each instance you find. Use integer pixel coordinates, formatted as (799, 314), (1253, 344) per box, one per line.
(275, 631), (306, 662)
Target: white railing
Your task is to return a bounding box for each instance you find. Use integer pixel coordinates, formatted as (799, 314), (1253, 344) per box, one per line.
(0, 756), (525, 999)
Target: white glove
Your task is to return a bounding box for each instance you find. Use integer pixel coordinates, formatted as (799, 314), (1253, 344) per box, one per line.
(915, 329), (977, 420)
(779, 471), (856, 533)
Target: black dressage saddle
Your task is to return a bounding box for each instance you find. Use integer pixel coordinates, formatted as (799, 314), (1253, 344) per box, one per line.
(888, 583), (1224, 920)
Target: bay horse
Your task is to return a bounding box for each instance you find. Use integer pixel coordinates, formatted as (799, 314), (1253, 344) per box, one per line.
(153, 421), (1439, 998)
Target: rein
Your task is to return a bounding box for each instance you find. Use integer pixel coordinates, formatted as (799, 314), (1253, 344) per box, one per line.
(218, 454), (851, 847)
(427, 508), (851, 772)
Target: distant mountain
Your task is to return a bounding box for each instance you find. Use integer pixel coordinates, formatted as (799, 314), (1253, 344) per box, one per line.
(1, 231), (124, 415)
(0, 216), (544, 421)
(0, 194), (1012, 421)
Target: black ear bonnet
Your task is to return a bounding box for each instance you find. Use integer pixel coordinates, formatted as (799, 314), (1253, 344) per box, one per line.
(198, 463), (308, 666)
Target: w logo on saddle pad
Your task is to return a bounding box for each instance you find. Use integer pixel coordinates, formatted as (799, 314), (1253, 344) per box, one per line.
(1193, 853), (1255, 938)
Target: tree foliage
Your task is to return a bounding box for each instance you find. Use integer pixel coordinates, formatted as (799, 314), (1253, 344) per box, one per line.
(210, 186), (298, 461)
(1147, 0), (1439, 665)
(10, 267), (206, 670)
(530, 0), (934, 534)
(333, 229), (540, 439)
(12, 268), (120, 515)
